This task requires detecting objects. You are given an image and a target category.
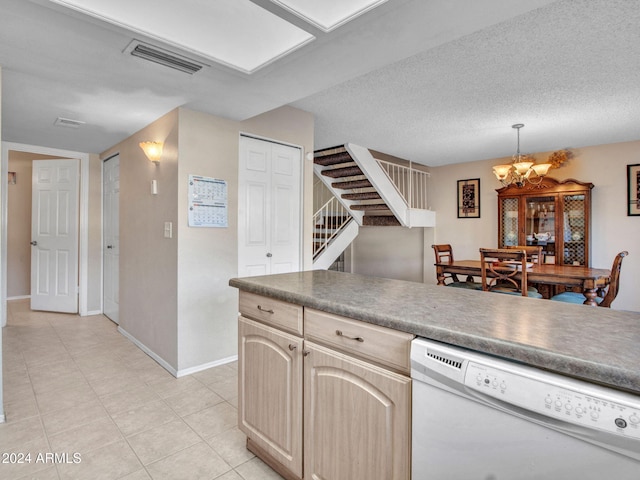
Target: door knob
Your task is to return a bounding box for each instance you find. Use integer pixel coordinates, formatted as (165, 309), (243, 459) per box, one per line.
(30, 241), (38, 246)
(266, 252), (272, 257)
(107, 245), (113, 249)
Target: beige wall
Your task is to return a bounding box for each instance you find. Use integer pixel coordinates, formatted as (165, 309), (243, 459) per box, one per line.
(351, 226), (427, 283)
(101, 105), (313, 374)
(102, 109), (180, 369)
(427, 139), (640, 312)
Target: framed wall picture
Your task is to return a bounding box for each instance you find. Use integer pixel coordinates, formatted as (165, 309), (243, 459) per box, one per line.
(628, 163), (640, 216)
(457, 178), (480, 218)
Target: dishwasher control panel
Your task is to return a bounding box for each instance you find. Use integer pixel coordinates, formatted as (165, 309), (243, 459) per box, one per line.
(464, 361), (640, 440)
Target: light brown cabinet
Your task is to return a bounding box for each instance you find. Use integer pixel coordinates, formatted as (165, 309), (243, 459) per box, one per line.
(497, 177), (594, 266)
(237, 292), (413, 480)
(238, 316), (303, 477)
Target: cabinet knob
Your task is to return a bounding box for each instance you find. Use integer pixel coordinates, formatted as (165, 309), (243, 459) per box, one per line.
(288, 344), (297, 351)
(302, 350), (311, 357)
(266, 252), (273, 258)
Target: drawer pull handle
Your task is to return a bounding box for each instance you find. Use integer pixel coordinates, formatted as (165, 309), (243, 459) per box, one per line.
(257, 305), (274, 314)
(335, 330), (364, 343)
(288, 344), (297, 351)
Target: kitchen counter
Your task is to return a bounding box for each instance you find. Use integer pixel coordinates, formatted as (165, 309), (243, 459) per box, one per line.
(230, 270), (640, 395)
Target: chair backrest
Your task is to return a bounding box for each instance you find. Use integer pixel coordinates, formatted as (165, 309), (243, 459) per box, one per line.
(505, 245), (543, 264)
(480, 248), (528, 296)
(432, 244), (459, 284)
(599, 251), (628, 307)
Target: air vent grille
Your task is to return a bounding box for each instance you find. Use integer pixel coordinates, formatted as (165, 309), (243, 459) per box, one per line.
(426, 351), (463, 369)
(54, 117), (85, 128)
(125, 40), (204, 74)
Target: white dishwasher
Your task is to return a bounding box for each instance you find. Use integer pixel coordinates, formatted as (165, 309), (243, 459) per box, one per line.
(411, 337), (640, 479)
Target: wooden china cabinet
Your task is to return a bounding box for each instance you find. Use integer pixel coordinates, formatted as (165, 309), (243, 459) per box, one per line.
(497, 177), (594, 266)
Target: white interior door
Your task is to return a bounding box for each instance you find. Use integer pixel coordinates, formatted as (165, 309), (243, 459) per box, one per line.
(31, 159), (79, 313)
(103, 155), (119, 323)
(239, 136), (301, 277)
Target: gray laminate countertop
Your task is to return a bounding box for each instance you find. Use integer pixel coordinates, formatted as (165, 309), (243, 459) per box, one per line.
(229, 270), (640, 395)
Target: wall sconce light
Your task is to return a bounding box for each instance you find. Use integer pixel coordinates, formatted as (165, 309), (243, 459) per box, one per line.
(139, 141), (163, 165)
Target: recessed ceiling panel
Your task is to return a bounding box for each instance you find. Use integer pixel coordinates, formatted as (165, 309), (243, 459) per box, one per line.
(270, 0), (389, 32)
(48, 0), (315, 73)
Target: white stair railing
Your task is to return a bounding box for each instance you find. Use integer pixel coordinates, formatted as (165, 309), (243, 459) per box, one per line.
(313, 197), (352, 259)
(376, 159), (430, 210)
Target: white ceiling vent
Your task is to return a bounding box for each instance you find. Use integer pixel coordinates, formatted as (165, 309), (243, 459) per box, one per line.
(54, 117), (85, 128)
(124, 40), (205, 74)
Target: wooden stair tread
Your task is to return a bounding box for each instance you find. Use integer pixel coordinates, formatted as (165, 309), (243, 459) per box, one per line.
(321, 166), (363, 178)
(313, 151), (352, 166)
(332, 179), (372, 189)
(363, 216), (401, 226)
(341, 192), (381, 200)
(350, 204), (389, 211)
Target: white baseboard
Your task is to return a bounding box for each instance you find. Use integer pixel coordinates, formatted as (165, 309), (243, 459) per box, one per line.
(116, 327), (238, 379)
(0, 414), (5, 423)
(85, 310), (102, 316)
(176, 355), (238, 378)
(117, 326), (178, 377)
(7, 295), (30, 301)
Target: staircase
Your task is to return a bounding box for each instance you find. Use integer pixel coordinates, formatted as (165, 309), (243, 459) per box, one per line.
(312, 143), (436, 269)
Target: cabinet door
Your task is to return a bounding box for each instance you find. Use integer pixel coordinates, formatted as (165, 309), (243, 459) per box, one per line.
(304, 341), (411, 480)
(561, 193), (589, 266)
(498, 196), (520, 247)
(238, 316), (303, 477)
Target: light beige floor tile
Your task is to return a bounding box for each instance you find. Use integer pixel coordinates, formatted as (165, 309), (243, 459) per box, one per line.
(88, 372), (143, 397)
(214, 470), (244, 480)
(110, 400), (179, 437)
(0, 416), (47, 451)
(3, 396), (40, 422)
(99, 385), (161, 416)
(234, 457), (285, 480)
(206, 376), (238, 402)
(42, 400), (109, 436)
(126, 419), (201, 465)
(48, 417), (123, 454)
(164, 384), (225, 417)
(2, 381), (36, 404)
(183, 402), (237, 439)
(227, 395), (238, 409)
(147, 375), (204, 399)
(35, 382), (98, 414)
(146, 442), (231, 480)
(119, 469), (152, 480)
(16, 465), (61, 480)
(56, 439), (142, 480)
(206, 426), (254, 468)
(31, 370), (88, 395)
(0, 437), (53, 480)
(193, 364), (237, 386)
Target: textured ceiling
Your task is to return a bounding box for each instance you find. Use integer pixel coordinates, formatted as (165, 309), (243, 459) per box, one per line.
(1, 0), (638, 166)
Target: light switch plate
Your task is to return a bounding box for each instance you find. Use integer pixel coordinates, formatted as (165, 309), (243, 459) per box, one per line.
(164, 221), (172, 238)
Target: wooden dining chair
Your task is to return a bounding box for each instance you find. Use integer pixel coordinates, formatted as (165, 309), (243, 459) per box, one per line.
(479, 248), (543, 298)
(432, 244), (481, 290)
(505, 245), (543, 264)
(551, 251), (628, 307)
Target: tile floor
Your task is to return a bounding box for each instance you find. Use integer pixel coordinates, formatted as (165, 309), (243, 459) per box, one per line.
(0, 299), (283, 480)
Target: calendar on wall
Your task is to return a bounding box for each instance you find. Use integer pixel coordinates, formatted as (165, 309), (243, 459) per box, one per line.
(188, 174), (228, 227)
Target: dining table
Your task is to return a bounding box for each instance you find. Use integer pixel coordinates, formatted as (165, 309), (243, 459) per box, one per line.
(435, 260), (611, 306)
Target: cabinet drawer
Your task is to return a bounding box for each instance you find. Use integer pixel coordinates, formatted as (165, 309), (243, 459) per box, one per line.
(304, 308), (414, 374)
(239, 291), (303, 335)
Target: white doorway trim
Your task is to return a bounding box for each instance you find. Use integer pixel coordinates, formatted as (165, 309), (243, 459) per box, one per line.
(1, 142), (90, 326)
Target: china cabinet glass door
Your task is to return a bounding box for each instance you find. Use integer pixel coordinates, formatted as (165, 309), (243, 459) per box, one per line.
(524, 195), (556, 263)
(561, 194), (587, 265)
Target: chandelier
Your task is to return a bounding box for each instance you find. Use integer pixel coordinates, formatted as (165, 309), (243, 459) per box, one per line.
(492, 124), (552, 187)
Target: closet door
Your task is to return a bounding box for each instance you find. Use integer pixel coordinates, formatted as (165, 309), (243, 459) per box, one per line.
(238, 136), (301, 277)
